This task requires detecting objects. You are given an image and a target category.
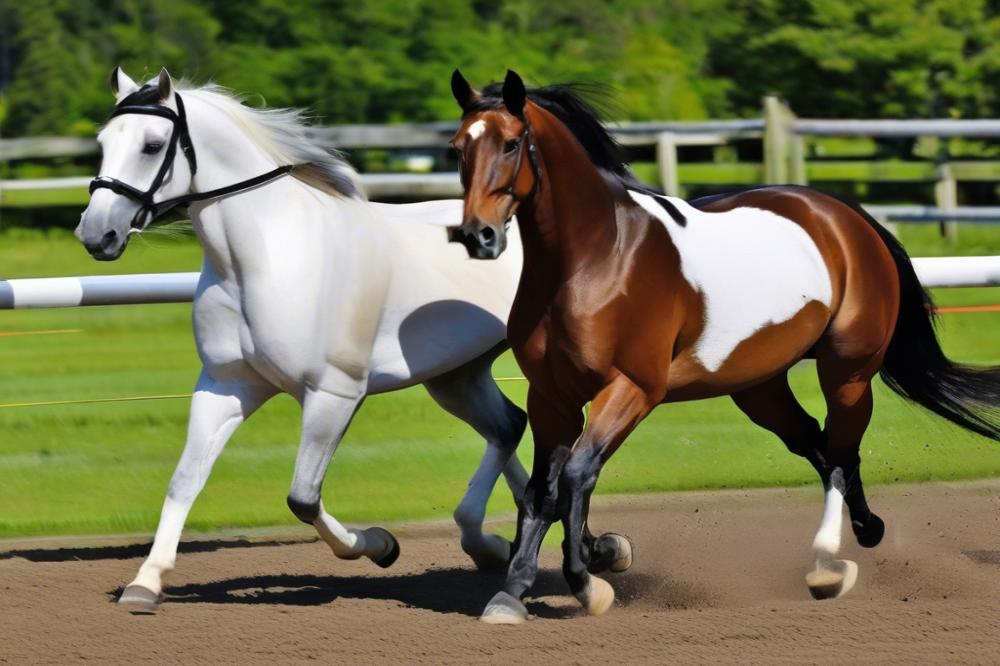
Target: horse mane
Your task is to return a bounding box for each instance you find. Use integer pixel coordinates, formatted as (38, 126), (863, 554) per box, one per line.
(126, 81), (362, 200)
(470, 82), (655, 195)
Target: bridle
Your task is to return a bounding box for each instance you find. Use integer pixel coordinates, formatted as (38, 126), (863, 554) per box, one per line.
(503, 121), (542, 201)
(89, 88), (295, 230)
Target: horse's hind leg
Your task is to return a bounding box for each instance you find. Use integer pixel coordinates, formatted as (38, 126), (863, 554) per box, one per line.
(804, 341), (887, 599)
(286, 385), (399, 568)
(732, 371), (825, 470)
(733, 365), (883, 600)
(423, 351), (529, 571)
(119, 371), (275, 612)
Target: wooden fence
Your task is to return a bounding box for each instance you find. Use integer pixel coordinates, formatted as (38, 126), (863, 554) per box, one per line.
(5, 98), (1000, 234)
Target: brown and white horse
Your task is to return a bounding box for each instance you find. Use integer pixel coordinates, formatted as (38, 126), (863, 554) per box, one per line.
(448, 70), (1000, 624)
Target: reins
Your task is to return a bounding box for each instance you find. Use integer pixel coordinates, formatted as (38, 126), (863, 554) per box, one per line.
(89, 89), (297, 230)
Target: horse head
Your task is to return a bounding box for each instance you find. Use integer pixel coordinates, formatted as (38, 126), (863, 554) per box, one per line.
(76, 67), (194, 260)
(448, 70), (540, 260)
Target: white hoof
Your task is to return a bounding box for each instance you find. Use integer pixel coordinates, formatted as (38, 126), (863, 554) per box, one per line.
(576, 575), (615, 616)
(464, 534), (511, 572)
(118, 584), (163, 613)
(480, 591), (529, 625)
(806, 559), (858, 600)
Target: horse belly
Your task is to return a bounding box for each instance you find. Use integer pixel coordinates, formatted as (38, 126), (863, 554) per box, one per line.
(665, 300), (830, 401)
(364, 232), (518, 392)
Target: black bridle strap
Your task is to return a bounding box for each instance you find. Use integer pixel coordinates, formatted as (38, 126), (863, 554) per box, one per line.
(90, 91), (297, 229)
(149, 164), (296, 211)
(504, 125), (542, 200)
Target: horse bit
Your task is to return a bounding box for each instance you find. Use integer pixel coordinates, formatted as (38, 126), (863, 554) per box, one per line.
(89, 86), (296, 230)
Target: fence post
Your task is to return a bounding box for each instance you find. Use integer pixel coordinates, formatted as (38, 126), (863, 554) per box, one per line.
(934, 160), (958, 242)
(764, 96), (794, 184)
(790, 134), (808, 186)
(656, 131), (680, 196)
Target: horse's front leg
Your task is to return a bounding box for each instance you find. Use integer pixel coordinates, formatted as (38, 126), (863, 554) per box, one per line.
(480, 387), (583, 624)
(560, 373), (655, 616)
(285, 385), (399, 567)
(118, 371), (275, 612)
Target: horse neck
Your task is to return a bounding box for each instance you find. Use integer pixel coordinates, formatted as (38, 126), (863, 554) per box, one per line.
(184, 95), (286, 199)
(182, 95), (334, 276)
(518, 106), (619, 286)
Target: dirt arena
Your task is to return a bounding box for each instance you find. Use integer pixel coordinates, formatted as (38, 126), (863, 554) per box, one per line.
(2, 482), (999, 664)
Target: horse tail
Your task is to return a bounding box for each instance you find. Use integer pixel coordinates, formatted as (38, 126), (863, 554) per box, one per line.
(850, 200), (1000, 441)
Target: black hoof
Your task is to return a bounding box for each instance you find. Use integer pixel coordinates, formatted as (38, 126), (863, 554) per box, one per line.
(852, 513), (885, 548)
(370, 528), (401, 568)
(587, 533), (634, 574)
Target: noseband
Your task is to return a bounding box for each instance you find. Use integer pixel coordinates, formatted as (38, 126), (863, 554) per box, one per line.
(89, 88), (295, 230)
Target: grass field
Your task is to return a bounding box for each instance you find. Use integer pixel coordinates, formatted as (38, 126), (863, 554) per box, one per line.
(2, 224), (1000, 538)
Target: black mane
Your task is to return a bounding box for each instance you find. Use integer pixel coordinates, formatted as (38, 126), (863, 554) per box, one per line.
(470, 82), (685, 225)
(479, 83), (638, 182)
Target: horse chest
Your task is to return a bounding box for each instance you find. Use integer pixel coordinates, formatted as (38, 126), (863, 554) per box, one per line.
(512, 303), (607, 392)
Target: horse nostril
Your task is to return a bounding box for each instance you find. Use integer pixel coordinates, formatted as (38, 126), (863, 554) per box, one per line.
(100, 229), (118, 251)
(478, 227), (497, 247)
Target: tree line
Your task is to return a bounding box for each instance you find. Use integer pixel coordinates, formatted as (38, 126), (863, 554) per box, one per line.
(2, 0), (1000, 137)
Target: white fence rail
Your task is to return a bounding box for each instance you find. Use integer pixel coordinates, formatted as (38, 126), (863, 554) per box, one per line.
(1, 258), (999, 309)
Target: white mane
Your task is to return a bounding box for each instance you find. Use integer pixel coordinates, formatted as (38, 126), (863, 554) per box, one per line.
(179, 82), (363, 199)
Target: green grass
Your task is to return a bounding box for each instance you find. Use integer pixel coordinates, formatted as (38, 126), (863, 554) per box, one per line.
(2, 226), (1000, 538)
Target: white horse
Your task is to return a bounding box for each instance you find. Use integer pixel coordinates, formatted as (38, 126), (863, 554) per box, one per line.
(76, 67), (528, 612)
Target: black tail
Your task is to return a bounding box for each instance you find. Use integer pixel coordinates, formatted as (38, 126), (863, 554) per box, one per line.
(850, 201), (1000, 441)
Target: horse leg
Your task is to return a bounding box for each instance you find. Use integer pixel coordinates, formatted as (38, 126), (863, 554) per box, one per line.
(423, 357), (529, 571)
(560, 374), (654, 616)
(286, 386), (398, 567)
(806, 344), (884, 600)
(119, 371), (275, 612)
(480, 387), (583, 624)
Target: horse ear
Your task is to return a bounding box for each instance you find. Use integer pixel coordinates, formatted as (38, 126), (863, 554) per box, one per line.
(157, 67), (174, 102)
(502, 70), (526, 117)
(451, 69), (479, 111)
(110, 66), (138, 100)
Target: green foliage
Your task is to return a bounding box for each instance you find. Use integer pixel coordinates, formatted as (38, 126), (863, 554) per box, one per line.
(711, 0), (1000, 119)
(5, 0), (999, 138)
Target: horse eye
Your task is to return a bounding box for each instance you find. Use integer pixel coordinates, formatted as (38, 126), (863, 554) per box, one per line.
(503, 139), (520, 154)
(142, 141), (164, 155)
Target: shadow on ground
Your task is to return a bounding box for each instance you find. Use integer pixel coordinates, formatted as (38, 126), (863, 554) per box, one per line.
(109, 568), (660, 619)
(0, 537), (317, 563)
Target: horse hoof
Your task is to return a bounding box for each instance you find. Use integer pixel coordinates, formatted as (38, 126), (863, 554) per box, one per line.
(805, 559), (858, 600)
(588, 533), (634, 574)
(852, 513), (885, 548)
(480, 591), (529, 625)
(118, 584), (163, 613)
(577, 576), (615, 616)
(466, 534), (511, 572)
(365, 527), (400, 568)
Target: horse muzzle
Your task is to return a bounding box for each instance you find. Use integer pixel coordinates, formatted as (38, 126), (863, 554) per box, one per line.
(75, 215), (130, 261)
(447, 223), (507, 260)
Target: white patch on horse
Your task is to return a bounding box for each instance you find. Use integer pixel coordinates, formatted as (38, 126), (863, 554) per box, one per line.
(813, 484), (844, 556)
(628, 191), (833, 372)
(467, 119), (487, 140)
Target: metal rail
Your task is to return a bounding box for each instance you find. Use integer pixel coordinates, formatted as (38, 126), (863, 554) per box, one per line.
(1, 258), (998, 309)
